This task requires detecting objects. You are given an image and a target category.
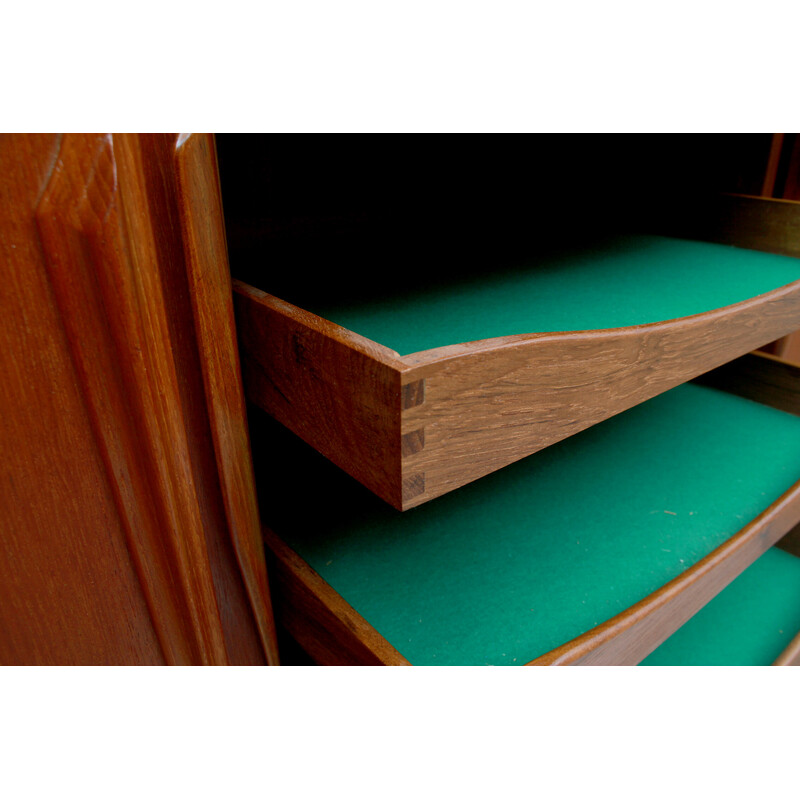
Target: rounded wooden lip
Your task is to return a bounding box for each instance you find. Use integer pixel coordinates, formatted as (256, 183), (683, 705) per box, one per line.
(234, 276), (800, 373)
(402, 277), (800, 366)
(531, 477), (800, 666)
(265, 471), (800, 667)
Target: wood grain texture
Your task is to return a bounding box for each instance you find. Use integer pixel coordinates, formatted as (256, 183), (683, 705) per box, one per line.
(259, 354), (800, 665)
(774, 629), (800, 666)
(400, 283), (800, 507)
(234, 282), (406, 508)
(663, 193), (800, 259)
(0, 133), (274, 664)
(0, 134), (164, 664)
(235, 194), (800, 509)
(263, 469), (800, 666)
(263, 527), (411, 666)
(709, 353), (800, 566)
(236, 274), (800, 509)
(762, 134), (786, 198)
(174, 134), (279, 665)
(530, 477), (800, 665)
(759, 139), (800, 360)
(534, 353), (800, 664)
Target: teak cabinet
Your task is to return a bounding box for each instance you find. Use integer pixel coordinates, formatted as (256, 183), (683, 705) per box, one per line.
(3, 133), (800, 665)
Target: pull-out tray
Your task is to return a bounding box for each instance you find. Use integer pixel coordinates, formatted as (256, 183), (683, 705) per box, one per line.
(253, 353), (800, 665)
(641, 546), (800, 666)
(236, 198), (800, 510)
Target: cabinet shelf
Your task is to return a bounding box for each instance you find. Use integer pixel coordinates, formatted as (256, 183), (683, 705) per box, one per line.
(641, 546), (800, 666)
(235, 203), (800, 510)
(252, 354), (800, 665)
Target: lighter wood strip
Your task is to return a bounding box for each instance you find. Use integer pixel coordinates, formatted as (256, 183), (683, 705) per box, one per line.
(237, 195), (800, 510)
(235, 282), (405, 508)
(762, 134), (786, 198)
(401, 283), (800, 508)
(530, 475), (800, 665)
(175, 134), (279, 665)
(774, 629), (800, 666)
(264, 355), (800, 665)
(263, 527), (411, 666)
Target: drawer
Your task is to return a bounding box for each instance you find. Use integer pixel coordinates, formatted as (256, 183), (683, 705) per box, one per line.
(251, 352), (800, 665)
(641, 545), (800, 666)
(235, 196), (800, 510)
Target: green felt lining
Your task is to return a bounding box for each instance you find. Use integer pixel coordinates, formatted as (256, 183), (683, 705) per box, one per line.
(301, 235), (800, 355)
(256, 383), (800, 666)
(641, 547), (800, 666)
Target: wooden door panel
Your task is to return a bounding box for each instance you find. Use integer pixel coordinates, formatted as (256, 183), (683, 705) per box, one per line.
(0, 134), (164, 664)
(0, 134), (277, 665)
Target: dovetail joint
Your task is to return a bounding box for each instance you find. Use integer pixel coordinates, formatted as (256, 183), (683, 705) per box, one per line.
(401, 428), (425, 458)
(402, 473), (425, 503)
(401, 379), (425, 410)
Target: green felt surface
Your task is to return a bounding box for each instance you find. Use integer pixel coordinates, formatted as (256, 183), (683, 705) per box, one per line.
(302, 236), (800, 355)
(641, 547), (800, 666)
(257, 383), (800, 666)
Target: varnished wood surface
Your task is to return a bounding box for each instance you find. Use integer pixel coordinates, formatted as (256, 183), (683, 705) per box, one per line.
(234, 282), (406, 508)
(258, 354), (800, 665)
(759, 140), (800, 360)
(263, 527), (411, 666)
(773, 629), (800, 666)
(772, 335), (800, 363)
(762, 134), (786, 198)
(236, 268), (800, 509)
(175, 135), (279, 665)
(537, 354), (800, 664)
(0, 134), (164, 664)
(0, 134), (275, 664)
(531, 477), (800, 665)
(262, 469), (800, 666)
(661, 193), (800, 259)
(400, 282), (800, 507)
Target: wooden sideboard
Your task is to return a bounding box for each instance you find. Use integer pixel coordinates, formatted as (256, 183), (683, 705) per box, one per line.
(4, 133), (800, 666)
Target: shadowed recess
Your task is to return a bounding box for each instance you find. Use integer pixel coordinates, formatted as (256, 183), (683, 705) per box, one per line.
(304, 236), (800, 355)
(298, 236), (800, 355)
(252, 383), (800, 665)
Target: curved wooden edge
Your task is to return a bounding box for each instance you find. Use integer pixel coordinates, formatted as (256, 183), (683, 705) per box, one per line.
(174, 134), (279, 665)
(261, 477), (800, 667)
(400, 282), (800, 508)
(259, 356), (800, 666)
(773, 629), (800, 666)
(236, 221), (800, 512)
(529, 479), (800, 666)
(235, 269), (800, 375)
(262, 527), (411, 666)
(237, 276), (800, 512)
(401, 280), (800, 367)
